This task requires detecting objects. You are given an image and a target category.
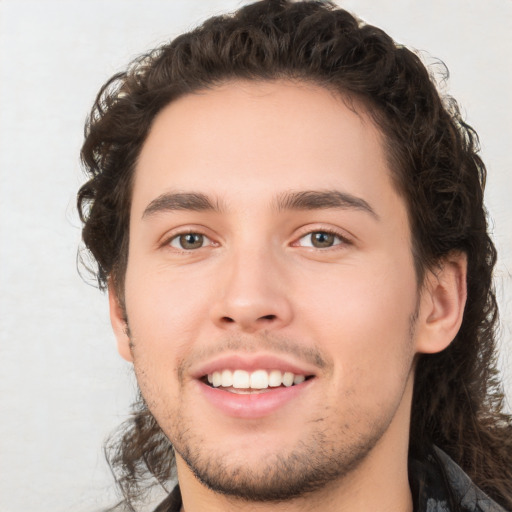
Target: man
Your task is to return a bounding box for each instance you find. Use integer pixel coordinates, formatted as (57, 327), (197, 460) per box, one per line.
(77, 1), (512, 511)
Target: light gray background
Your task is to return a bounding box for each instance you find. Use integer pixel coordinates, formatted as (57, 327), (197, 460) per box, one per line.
(0, 1), (510, 511)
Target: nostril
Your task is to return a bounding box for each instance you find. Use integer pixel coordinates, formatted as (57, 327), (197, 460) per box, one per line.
(218, 314), (278, 327)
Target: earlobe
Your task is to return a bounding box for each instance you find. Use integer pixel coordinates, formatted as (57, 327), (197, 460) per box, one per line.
(415, 252), (468, 354)
(108, 281), (133, 362)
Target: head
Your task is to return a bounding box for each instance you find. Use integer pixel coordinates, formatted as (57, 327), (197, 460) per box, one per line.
(78, 0), (511, 509)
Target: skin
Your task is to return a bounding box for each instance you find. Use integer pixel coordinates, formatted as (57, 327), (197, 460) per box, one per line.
(109, 81), (467, 512)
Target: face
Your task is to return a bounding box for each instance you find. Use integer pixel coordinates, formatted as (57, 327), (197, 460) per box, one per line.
(115, 81), (429, 501)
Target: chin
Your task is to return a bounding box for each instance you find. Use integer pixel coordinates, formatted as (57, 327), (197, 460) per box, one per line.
(172, 416), (383, 503)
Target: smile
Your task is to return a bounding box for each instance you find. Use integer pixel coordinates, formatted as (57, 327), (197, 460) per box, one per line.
(206, 369), (309, 391)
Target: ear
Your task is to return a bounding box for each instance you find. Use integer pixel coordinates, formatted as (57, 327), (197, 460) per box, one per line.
(415, 251), (467, 354)
(108, 280), (133, 362)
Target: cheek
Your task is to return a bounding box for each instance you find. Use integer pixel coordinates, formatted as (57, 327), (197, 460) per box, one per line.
(124, 264), (211, 365)
(302, 259), (416, 332)
(298, 257), (417, 386)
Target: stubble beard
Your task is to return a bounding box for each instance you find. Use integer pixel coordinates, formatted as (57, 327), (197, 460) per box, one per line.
(162, 394), (394, 503)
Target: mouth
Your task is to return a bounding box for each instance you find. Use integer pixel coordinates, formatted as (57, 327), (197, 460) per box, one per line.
(194, 356), (318, 418)
(201, 369), (314, 394)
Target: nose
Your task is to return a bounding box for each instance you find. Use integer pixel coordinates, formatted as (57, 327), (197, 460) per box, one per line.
(210, 247), (293, 333)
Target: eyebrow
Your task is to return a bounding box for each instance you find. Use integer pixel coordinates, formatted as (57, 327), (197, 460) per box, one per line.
(274, 190), (378, 219)
(142, 192), (223, 219)
(141, 189), (378, 220)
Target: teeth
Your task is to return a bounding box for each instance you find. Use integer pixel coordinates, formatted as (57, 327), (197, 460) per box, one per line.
(207, 369), (308, 389)
(233, 370), (250, 389)
(250, 370), (268, 389)
(268, 369), (282, 387)
(282, 372), (294, 387)
(212, 371), (222, 387)
(293, 374), (306, 385)
(221, 369), (233, 387)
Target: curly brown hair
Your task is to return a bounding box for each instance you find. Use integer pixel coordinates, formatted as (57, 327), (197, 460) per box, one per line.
(77, 1), (512, 510)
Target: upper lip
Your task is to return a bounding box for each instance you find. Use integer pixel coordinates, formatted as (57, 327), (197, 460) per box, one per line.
(190, 353), (319, 380)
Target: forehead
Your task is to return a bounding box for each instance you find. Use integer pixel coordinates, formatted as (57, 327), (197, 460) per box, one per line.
(132, 80), (401, 218)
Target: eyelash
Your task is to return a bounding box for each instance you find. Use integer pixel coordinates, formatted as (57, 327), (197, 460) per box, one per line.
(293, 228), (351, 250)
(165, 230), (216, 251)
(163, 226), (351, 253)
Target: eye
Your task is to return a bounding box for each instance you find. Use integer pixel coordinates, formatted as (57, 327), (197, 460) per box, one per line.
(169, 232), (211, 250)
(297, 231), (345, 249)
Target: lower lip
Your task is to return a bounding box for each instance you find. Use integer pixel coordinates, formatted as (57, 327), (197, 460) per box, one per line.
(197, 379), (313, 419)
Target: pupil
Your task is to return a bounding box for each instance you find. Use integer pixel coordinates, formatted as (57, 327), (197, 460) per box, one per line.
(313, 232), (334, 248)
(180, 233), (203, 249)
